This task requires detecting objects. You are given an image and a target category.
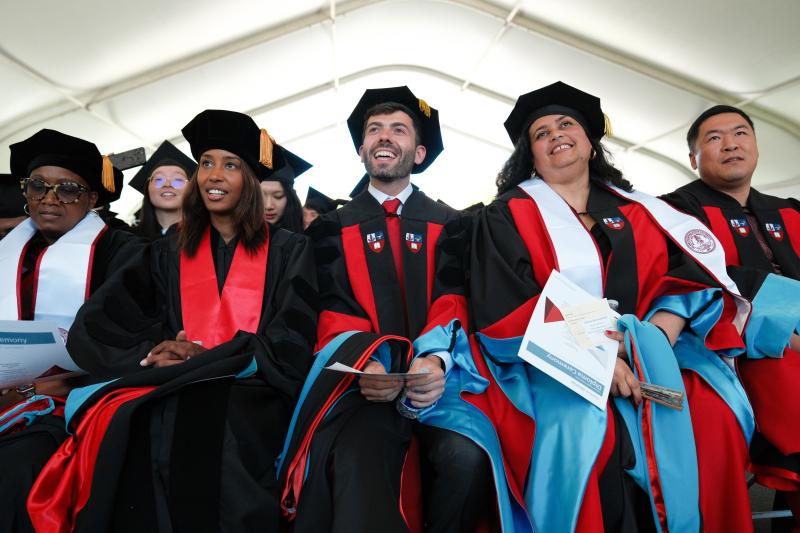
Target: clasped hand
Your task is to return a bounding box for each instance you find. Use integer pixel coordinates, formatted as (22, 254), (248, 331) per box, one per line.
(359, 356), (446, 408)
(139, 330), (206, 368)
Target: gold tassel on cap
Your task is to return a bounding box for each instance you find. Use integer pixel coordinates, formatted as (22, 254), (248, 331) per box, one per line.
(259, 128), (274, 169)
(101, 154), (116, 193)
(603, 113), (614, 138)
(418, 99), (431, 119)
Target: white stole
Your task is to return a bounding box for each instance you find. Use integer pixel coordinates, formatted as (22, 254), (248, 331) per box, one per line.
(608, 185), (750, 334)
(518, 179), (604, 298)
(0, 212), (106, 331)
(517, 179), (750, 333)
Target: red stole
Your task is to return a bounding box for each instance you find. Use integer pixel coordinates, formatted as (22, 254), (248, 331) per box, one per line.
(179, 227), (269, 348)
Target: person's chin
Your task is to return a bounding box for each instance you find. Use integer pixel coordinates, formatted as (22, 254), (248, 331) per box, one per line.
(36, 223), (68, 241)
(369, 167), (405, 183)
(155, 197), (181, 208)
(203, 200), (234, 216)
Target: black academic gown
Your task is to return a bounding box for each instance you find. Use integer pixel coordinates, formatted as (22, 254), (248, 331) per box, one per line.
(469, 182), (753, 531)
(279, 188), (479, 533)
(664, 179), (800, 488)
(28, 225), (317, 533)
(0, 226), (145, 533)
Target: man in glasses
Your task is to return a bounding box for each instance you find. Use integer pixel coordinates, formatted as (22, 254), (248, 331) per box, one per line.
(0, 128), (146, 532)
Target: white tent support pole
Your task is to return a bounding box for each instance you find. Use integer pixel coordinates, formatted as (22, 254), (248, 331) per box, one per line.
(0, 48), (154, 149)
(159, 63), (696, 181)
(460, 0), (523, 92)
(3, 0), (797, 146)
(450, 0), (800, 140)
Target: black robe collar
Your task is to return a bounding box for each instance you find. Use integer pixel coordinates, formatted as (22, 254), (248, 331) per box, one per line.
(336, 187), (452, 338)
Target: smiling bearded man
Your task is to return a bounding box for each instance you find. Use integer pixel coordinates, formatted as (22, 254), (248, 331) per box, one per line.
(278, 86), (493, 533)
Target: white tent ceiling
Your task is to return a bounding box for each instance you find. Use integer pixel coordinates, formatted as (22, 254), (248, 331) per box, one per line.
(2, 0), (798, 219)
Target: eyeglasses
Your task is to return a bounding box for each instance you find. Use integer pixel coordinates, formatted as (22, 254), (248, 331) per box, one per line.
(149, 173), (188, 189)
(21, 178), (89, 204)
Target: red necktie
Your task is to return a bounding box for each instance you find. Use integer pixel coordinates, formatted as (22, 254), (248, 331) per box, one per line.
(382, 198), (407, 297)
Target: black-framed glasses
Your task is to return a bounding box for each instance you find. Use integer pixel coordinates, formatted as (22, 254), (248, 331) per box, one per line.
(21, 178), (89, 204)
(149, 173), (188, 189)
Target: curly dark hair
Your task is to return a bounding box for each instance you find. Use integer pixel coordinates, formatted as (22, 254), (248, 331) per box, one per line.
(496, 124), (632, 196)
(178, 160), (267, 256)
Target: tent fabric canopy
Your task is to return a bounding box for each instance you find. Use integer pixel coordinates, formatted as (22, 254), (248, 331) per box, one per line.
(1, 0), (798, 219)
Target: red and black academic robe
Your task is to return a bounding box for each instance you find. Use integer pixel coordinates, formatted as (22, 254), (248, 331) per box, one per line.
(26, 226), (317, 533)
(278, 188), (471, 531)
(664, 179), (800, 490)
(466, 181), (752, 532)
(0, 225), (144, 533)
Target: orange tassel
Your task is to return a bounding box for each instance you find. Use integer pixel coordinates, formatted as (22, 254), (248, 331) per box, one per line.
(418, 99), (431, 119)
(101, 155), (116, 193)
(259, 128), (274, 169)
(603, 113), (614, 138)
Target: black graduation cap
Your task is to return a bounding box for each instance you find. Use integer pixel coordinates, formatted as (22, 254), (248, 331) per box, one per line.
(128, 140), (197, 194)
(0, 174), (26, 218)
(181, 109), (294, 181)
(266, 147), (312, 186)
(9, 129), (124, 207)
(346, 86), (443, 174)
(305, 187), (346, 215)
(503, 81), (611, 145)
(349, 173), (370, 199)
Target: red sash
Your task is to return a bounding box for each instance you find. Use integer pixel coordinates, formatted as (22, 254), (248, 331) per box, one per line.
(179, 227), (269, 348)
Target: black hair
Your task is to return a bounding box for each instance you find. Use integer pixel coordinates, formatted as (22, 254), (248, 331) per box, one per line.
(687, 105), (755, 151)
(273, 184), (304, 233)
(132, 194), (166, 241)
(362, 102), (422, 145)
(496, 123), (632, 195)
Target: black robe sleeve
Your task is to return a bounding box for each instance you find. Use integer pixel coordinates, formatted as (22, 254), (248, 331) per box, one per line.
(470, 198), (542, 333)
(307, 215), (375, 343)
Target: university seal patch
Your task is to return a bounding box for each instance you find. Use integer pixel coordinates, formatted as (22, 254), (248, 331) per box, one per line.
(765, 223), (784, 241)
(684, 229), (716, 254)
(602, 217), (625, 230)
(729, 218), (750, 237)
(405, 232), (423, 253)
(366, 231), (385, 253)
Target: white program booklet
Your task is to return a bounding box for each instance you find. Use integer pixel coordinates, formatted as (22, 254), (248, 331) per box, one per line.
(518, 270), (619, 409)
(0, 320), (83, 389)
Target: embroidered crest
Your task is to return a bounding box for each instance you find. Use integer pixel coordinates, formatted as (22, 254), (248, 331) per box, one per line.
(405, 232), (423, 253)
(366, 231), (385, 253)
(602, 217), (625, 230)
(765, 223), (784, 241)
(684, 229), (716, 254)
(729, 218), (750, 237)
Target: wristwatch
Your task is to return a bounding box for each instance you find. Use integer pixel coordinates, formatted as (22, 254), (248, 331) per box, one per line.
(15, 383), (36, 399)
(395, 392), (420, 420)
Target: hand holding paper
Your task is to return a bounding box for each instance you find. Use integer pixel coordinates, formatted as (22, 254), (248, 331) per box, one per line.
(0, 320), (83, 389)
